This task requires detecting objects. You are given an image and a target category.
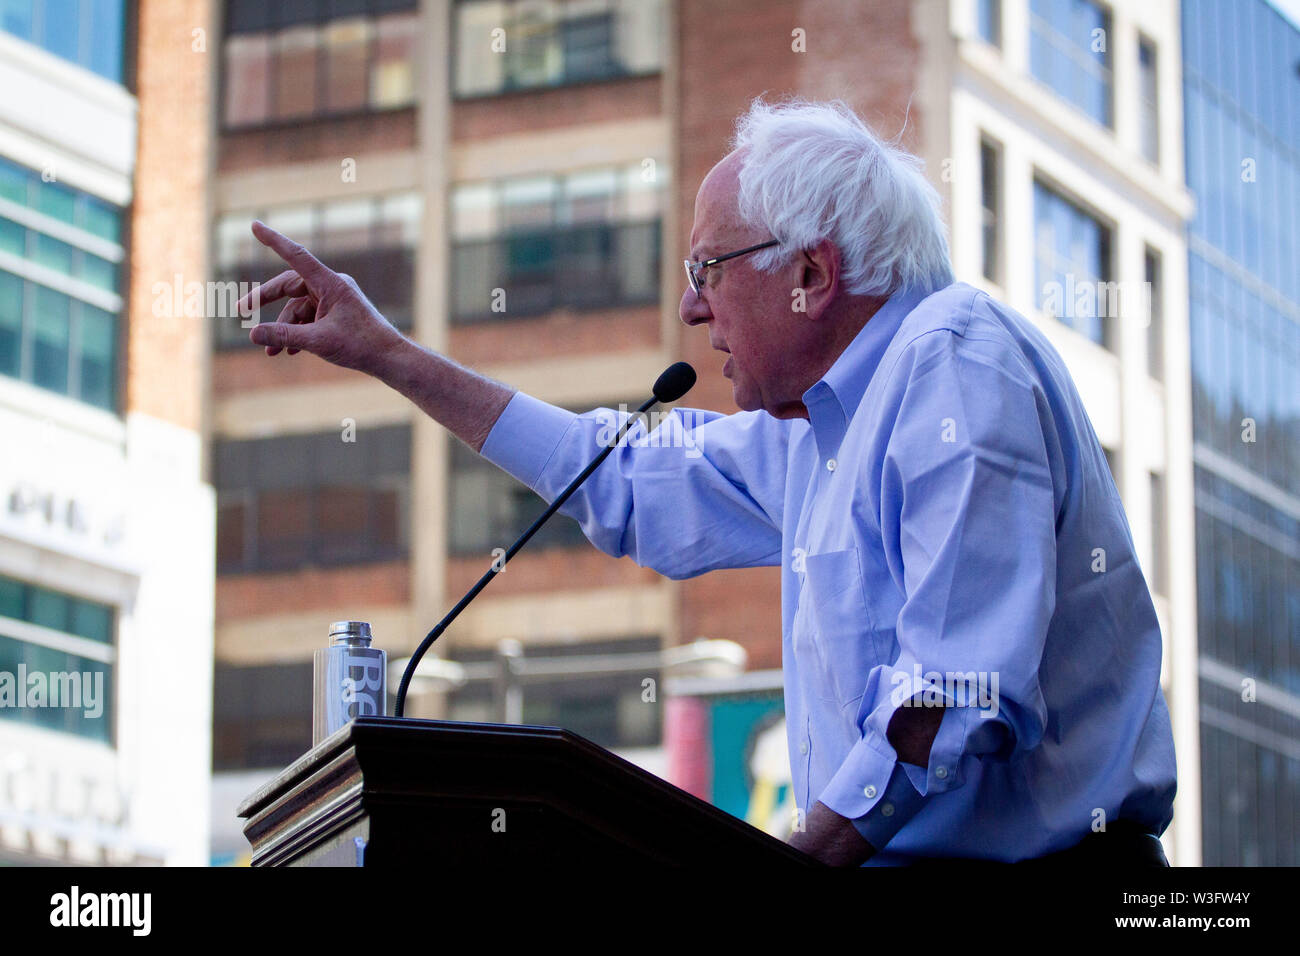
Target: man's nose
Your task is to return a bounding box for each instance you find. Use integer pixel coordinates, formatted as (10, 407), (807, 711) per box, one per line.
(679, 286), (711, 326)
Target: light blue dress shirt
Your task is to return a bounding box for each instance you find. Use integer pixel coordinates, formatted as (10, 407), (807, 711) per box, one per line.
(479, 279), (1177, 864)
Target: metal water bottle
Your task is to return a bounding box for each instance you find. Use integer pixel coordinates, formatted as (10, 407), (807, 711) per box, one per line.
(313, 621), (387, 746)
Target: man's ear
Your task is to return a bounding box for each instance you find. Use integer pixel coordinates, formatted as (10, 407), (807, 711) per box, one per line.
(794, 238), (840, 321)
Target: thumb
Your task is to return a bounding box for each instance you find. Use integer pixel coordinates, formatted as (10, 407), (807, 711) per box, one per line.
(250, 321), (314, 352)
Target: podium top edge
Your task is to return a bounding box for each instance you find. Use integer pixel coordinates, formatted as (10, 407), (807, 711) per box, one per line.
(234, 717), (594, 819)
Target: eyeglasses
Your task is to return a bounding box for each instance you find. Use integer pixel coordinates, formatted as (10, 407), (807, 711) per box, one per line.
(684, 238), (780, 296)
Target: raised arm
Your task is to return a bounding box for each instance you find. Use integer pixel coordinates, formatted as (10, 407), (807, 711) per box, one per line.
(236, 220), (514, 451)
(237, 221), (789, 577)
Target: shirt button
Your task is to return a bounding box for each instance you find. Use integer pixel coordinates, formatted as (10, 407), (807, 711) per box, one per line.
(863, 785), (877, 798)
(826, 459), (837, 471)
(935, 767), (948, 779)
(881, 803), (895, 817)
(799, 741), (808, 755)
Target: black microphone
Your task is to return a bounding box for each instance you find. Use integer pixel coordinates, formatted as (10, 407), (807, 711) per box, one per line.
(394, 362), (697, 716)
(652, 361), (696, 403)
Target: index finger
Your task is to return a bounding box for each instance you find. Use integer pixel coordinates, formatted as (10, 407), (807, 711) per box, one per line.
(251, 220), (333, 295)
(236, 269), (309, 315)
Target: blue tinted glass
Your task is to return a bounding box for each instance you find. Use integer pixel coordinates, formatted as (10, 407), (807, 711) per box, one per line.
(0, 635), (112, 740)
(32, 284), (69, 392)
(0, 269), (20, 378)
(0, 0), (33, 41)
(79, 252), (117, 291)
(1030, 27), (1050, 93)
(87, 0), (124, 81)
(32, 231), (75, 275)
(1258, 139), (1274, 285)
(1247, 136), (1264, 276)
(1034, 183), (1107, 345)
(1284, 168), (1298, 301)
(1203, 99), (1220, 247)
(1185, 88), (1202, 230)
(1052, 193), (1072, 260)
(1212, 271), (1231, 425)
(36, 179), (77, 223)
(76, 303), (114, 409)
(80, 195), (121, 242)
(28, 587), (69, 630)
(1225, 290), (1242, 415)
(41, 0), (80, 63)
(1029, 0), (1111, 126)
(1265, 10), (1283, 135)
(977, 0), (999, 45)
(1242, 305), (1262, 418)
(75, 656), (111, 741)
(0, 217), (24, 256)
(1291, 28), (1300, 149)
(17, 642), (66, 729)
(0, 159), (27, 205)
(5, 0), (123, 81)
(0, 576), (22, 618)
(69, 598), (112, 643)
(1241, 0), (1260, 124)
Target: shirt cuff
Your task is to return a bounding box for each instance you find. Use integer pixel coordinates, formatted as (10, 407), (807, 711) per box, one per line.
(478, 391), (577, 492)
(874, 657), (974, 794)
(818, 699), (974, 852)
(919, 700), (972, 792)
(849, 763), (927, 850)
(817, 725), (926, 848)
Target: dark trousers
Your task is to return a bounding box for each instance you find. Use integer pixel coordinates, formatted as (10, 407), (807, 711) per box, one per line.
(1018, 820), (1170, 867)
(912, 820), (1170, 867)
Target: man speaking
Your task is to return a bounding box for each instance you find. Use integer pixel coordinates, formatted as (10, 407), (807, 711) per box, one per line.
(238, 98), (1176, 867)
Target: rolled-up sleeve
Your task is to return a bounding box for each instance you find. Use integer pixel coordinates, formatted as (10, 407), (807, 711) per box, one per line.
(478, 391), (789, 578)
(817, 331), (1059, 844)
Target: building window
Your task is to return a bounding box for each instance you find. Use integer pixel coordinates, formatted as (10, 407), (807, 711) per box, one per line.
(0, 574), (114, 743)
(1033, 179), (1114, 349)
(213, 661), (312, 770)
(215, 425), (411, 573)
(221, 0), (418, 129)
(0, 0), (126, 83)
(1138, 35), (1159, 164)
(1193, 460), (1300, 867)
(1145, 245), (1163, 381)
(976, 0), (1001, 47)
(1149, 470), (1166, 596)
(1187, 251), (1300, 499)
(0, 156), (121, 410)
(448, 434), (589, 555)
(445, 637), (663, 749)
(450, 163), (664, 322)
(1029, 0), (1113, 128)
(979, 135), (1002, 285)
(453, 0), (664, 98)
(212, 193), (420, 349)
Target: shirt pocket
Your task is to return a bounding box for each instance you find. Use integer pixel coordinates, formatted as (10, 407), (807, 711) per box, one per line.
(803, 547), (883, 708)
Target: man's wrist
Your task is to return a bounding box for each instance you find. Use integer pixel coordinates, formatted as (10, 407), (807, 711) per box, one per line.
(371, 331), (418, 390)
(788, 801), (876, 866)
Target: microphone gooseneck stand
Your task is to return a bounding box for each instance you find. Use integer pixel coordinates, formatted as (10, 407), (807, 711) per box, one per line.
(394, 362), (697, 717)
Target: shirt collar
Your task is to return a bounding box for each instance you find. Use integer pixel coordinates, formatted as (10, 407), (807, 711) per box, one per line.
(801, 278), (951, 462)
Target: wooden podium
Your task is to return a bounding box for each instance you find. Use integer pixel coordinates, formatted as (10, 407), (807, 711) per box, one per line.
(237, 716), (815, 866)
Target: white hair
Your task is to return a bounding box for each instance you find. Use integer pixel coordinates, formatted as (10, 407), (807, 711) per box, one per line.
(729, 97), (953, 298)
